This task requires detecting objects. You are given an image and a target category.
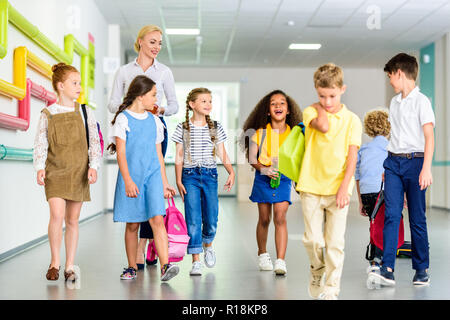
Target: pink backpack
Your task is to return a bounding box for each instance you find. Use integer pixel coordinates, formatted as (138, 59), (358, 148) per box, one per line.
(151, 198), (190, 262)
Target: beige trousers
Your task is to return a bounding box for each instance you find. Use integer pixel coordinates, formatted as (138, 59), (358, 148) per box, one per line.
(300, 192), (349, 296)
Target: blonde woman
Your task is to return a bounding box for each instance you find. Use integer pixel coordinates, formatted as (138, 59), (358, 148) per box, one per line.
(108, 25), (179, 269)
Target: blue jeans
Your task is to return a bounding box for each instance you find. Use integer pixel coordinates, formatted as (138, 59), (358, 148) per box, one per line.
(382, 155), (429, 271)
(182, 167), (219, 254)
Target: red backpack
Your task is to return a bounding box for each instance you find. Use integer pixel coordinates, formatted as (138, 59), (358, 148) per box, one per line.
(366, 186), (405, 261)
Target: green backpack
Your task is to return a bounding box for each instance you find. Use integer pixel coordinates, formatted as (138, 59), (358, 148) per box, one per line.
(278, 122), (305, 183)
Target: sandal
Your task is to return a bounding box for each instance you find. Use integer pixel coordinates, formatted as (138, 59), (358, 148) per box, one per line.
(64, 269), (77, 282)
(46, 266), (60, 281)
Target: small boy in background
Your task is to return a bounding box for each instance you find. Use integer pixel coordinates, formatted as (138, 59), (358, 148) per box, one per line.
(297, 63), (362, 300)
(370, 53), (435, 287)
(355, 109), (390, 273)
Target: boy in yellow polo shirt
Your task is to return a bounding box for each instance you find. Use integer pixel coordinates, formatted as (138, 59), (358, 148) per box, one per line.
(297, 63), (362, 300)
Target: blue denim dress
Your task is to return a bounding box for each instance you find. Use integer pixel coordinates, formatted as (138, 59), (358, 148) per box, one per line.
(113, 111), (165, 223)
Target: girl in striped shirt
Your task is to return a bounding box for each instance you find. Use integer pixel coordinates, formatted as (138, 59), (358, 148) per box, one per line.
(172, 87), (235, 276)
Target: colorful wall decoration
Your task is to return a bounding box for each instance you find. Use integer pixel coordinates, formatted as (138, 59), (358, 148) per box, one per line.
(0, 0), (96, 130)
(0, 0), (96, 161)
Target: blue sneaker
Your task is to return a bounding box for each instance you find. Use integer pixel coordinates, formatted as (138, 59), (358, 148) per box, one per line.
(368, 265), (395, 286)
(413, 269), (430, 285)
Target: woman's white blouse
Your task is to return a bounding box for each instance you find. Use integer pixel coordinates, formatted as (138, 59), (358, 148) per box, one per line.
(33, 104), (102, 171)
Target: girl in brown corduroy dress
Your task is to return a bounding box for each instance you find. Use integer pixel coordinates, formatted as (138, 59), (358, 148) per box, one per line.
(33, 63), (102, 282)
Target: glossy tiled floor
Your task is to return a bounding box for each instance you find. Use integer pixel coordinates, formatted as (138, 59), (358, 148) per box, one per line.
(1, 198), (449, 300)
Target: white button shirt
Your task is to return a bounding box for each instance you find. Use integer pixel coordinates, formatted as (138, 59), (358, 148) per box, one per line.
(108, 58), (179, 116)
(387, 86), (435, 153)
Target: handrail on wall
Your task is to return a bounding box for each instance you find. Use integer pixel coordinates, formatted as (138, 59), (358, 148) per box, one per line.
(0, 77), (56, 130)
(0, 46), (53, 101)
(0, 144), (33, 161)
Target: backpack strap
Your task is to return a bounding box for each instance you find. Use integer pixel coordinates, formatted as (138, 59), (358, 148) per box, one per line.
(41, 108), (52, 119)
(168, 198), (175, 207)
(256, 128), (266, 160)
(80, 104), (90, 149)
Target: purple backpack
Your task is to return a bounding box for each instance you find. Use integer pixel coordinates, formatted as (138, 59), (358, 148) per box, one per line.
(151, 198), (190, 262)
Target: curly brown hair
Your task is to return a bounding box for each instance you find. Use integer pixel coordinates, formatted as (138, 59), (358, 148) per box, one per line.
(364, 109), (390, 138)
(239, 89), (302, 160)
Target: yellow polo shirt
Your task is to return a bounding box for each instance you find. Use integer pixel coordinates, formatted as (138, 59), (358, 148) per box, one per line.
(251, 123), (291, 166)
(297, 104), (362, 195)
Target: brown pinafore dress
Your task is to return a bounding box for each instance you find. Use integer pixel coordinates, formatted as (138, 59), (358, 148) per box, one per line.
(42, 103), (90, 202)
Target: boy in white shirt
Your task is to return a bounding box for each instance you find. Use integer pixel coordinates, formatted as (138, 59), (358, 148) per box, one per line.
(370, 53), (435, 287)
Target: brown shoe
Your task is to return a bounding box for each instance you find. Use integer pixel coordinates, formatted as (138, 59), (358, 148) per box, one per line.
(64, 269), (77, 282)
(46, 266), (60, 281)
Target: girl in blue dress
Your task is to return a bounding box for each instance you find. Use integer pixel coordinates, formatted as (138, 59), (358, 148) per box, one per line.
(107, 75), (178, 281)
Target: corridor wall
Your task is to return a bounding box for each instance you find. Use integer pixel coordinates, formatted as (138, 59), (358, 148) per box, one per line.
(431, 33), (450, 210)
(0, 0), (109, 258)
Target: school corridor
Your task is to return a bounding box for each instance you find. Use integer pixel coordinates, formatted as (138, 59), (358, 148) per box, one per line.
(1, 0), (450, 302)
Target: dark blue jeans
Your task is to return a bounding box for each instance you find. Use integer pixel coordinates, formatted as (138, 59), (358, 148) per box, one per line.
(382, 155), (429, 271)
(139, 116), (168, 239)
(182, 167), (219, 254)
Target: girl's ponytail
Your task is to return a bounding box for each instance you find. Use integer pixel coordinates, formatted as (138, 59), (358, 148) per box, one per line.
(107, 75), (156, 154)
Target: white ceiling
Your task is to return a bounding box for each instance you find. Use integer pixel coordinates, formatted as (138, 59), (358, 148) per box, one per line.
(93, 0), (450, 67)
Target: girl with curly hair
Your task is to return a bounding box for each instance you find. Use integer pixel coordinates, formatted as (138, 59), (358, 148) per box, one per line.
(240, 90), (302, 275)
(355, 108), (391, 274)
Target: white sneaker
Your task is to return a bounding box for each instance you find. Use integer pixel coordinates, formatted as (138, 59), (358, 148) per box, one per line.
(190, 261), (203, 276)
(318, 292), (338, 300)
(274, 259), (287, 275)
(203, 245), (216, 268)
(258, 253), (273, 271)
(308, 268), (325, 299)
(366, 263), (381, 274)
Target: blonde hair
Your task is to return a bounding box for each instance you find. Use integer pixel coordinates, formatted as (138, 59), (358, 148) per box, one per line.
(134, 25), (163, 53)
(364, 109), (391, 138)
(183, 88), (216, 162)
(314, 63), (344, 88)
